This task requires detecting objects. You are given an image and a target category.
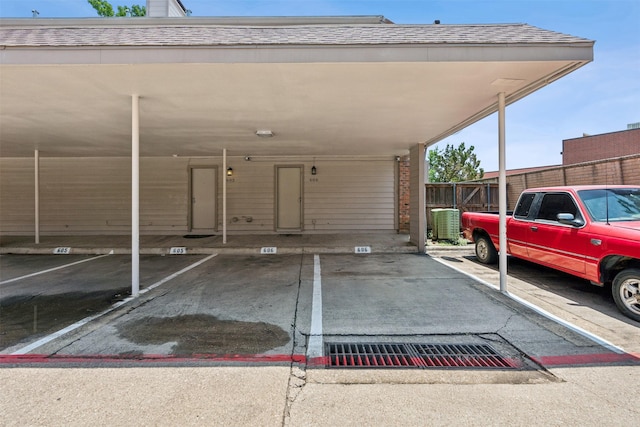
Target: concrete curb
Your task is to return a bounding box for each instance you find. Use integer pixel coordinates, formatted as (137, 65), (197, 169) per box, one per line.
(1, 246), (420, 256)
(425, 244), (474, 257)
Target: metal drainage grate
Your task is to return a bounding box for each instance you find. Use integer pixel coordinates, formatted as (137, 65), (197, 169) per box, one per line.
(325, 342), (516, 369)
(326, 343), (419, 368)
(413, 343), (516, 369)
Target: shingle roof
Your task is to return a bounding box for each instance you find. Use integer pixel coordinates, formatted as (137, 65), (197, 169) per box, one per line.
(0, 22), (592, 47)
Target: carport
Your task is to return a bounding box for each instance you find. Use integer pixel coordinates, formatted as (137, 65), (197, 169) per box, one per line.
(0, 15), (594, 294)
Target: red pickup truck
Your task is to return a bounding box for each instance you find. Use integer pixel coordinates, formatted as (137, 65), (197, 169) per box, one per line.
(461, 185), (640, 322)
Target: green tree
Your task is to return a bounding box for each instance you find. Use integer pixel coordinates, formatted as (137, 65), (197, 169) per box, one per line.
(88, 0), (146, 17)
(428, 142), (484, 182)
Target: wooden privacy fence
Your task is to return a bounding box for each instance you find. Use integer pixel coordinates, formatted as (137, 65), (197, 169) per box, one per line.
(425, 183), (499, 231)
(424, 155), (640, 233)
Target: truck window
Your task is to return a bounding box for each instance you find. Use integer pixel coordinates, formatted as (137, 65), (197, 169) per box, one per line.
(578, 188), (640, 222)
(514, 193), (536, 218)
(536, 193), (579, 222)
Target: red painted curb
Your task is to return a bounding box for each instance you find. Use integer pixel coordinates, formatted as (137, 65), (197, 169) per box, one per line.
(0, 353), (307, 365)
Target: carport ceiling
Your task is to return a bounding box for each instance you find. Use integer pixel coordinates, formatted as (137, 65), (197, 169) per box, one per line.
(0, 18), (594, 158)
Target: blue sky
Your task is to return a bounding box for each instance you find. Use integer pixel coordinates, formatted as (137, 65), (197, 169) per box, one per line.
(1, 0), (638, 171)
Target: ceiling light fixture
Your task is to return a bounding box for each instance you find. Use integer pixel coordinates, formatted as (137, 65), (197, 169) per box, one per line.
(491, 78), (524, 87)
(256, 130), (274, 138)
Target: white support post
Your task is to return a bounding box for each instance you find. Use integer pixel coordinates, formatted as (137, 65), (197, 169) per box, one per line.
(419, 144), (426, 253)
(222, 148), (227, 244)
(498, 92), (508, 293)
(131, 94), (140, 297)
(408, 143), (426, 252)
(34, 150), (40, 244)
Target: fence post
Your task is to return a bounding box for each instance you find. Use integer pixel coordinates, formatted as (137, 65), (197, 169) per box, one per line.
(452, 182), (457, 209)
(487, 183), (491, 211)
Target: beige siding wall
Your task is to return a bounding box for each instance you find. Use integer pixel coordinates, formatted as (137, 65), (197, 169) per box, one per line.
(142, 158), (189, 231)
(0, 157), (395, 235)
(223, 160), (275, 232)
(305, 160), (395, 231)
(167, 0), (185, 16)
(146, 0), (186, 17)
(39, 158), (131, 232)
(0, 158), (35, 233)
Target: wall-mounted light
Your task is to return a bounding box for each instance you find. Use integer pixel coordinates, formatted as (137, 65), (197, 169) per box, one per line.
(256, 130), (274, 138)
(226, 167), (233, 176)
(311, 165), (317, 175)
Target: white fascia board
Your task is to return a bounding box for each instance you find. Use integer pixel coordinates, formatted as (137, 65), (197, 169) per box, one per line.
(0, 43), (593, 66)
(0, 16), (389, 27)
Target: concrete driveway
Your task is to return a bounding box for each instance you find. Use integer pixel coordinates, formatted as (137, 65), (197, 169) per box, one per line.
(1, 247), (639, 426)
(2, 250), (632, 361)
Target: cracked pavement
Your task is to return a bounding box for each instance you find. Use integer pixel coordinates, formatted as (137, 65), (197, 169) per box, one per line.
(1, 251), (638, 426)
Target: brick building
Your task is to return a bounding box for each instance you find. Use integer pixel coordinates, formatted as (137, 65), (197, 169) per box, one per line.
(562, 127), (640, 165)
(398, 157), (411, 233)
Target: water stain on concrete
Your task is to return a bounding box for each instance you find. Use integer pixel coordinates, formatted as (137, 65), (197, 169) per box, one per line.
(0, 288), (130, 350)
(117, 314), (290, 355)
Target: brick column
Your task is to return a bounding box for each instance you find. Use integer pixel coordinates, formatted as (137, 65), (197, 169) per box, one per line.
(398, 156), (410, 233)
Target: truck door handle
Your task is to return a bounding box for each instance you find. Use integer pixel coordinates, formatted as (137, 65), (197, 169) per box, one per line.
(530, 226), (538, 232)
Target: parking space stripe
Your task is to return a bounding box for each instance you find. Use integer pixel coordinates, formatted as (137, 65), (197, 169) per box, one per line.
(10, 254), (218, 355)
(0, 252), (114, 286)
(432, 257), (627, 355)
(307, 254), (323, 359)
(138, 254), (218, 295)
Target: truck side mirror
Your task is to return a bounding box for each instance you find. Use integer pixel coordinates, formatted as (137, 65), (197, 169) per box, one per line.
(557, 213), (584, 227)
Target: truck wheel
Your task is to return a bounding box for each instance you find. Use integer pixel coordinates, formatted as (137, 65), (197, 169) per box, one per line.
(612, 268), (640, 322)
(475, 235), (498, 264)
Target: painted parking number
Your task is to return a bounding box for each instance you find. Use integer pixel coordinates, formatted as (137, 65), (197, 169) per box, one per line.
(53, 247), (71, 254)
(354, 246), (371, 254)
(261, 247), (277, 254)
(169, 247), (187, 255)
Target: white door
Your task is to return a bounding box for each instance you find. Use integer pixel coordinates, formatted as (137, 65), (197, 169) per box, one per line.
(191, 167), (217, 231)
(276, 166), (302, 231)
